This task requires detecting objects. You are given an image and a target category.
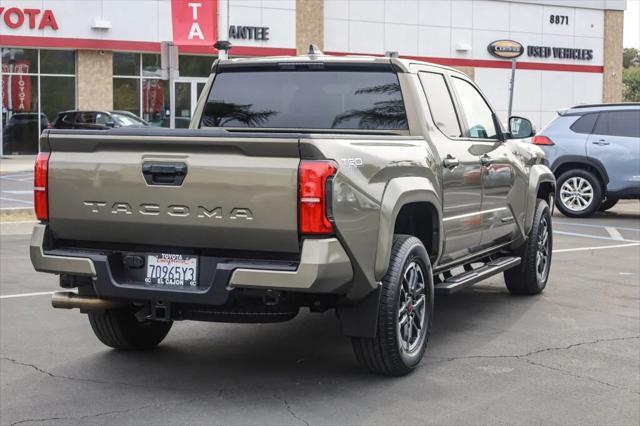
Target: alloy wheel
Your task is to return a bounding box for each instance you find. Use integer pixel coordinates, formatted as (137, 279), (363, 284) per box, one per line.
(397, 260), (427, 355)
(536, 216), (551, 283)
(560, 177), (594, 212)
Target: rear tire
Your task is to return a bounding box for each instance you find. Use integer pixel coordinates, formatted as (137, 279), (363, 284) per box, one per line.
(599, 197), (619, 212)
(88, 307), (172, 350)
(504, 199), (552, 295)
(352, 235), (434, 376)
(555, 169), (602, 218)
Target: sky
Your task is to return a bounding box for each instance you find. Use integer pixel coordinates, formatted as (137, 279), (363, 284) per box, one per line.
(625, 0), (640, 48)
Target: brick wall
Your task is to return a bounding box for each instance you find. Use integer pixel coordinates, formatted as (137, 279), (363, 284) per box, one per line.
(76, 50), (113, 111)
(603, 10), (623, 103)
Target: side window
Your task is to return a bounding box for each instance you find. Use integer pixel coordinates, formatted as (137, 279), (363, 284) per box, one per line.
(451, 77), (498, 139)
(95, 113), (109, 125)
(569, 113), (598, 134)
(59, 113), (75, 125)
(76, 112), (96, 124)
(418, 72), (462, 138)
(594, 110), (640, 138)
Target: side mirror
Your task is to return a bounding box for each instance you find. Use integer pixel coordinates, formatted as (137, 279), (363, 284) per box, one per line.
(508, 116), (535, 139)
(105, 121), (116, 128)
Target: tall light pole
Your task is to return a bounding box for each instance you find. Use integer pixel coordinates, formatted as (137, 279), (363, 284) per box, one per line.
(507, 58), (516, 118)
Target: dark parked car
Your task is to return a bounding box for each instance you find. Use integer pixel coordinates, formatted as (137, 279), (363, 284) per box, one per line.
(51, 110), (150, 130)
(158, 117), (191, 128)
(2, 113), (49, 154)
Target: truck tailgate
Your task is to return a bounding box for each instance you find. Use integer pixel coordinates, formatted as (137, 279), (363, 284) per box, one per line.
(45, 130), (301, 254)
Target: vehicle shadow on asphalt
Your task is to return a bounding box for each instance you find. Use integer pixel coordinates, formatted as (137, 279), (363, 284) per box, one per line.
(83, 285), (530, 388)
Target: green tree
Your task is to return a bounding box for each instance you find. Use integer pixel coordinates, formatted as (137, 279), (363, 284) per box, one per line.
(623, 47), (639, 68)
(622, 67), (640, 102)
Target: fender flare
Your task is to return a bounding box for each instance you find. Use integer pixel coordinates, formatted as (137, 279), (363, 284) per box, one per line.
(374, 177), (442, 280)
(524, 165), (556, 235)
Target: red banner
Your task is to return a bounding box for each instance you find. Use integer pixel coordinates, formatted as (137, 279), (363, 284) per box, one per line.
(143, 80), (165, 114)
(171, 0), (217, 46)
(2, 60), (32, 112)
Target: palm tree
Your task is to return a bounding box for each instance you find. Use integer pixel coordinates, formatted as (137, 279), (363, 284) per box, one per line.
(202, 101), (277, 127)
(332, 83), (406, 129)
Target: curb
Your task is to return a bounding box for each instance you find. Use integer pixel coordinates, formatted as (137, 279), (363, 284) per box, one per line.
(0, 207), (35, 218)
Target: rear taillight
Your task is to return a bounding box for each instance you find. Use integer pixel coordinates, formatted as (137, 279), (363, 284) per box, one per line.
(532, 135), (555, 146)
(34, 152), (50, 221)
(298, 160), (337, 235)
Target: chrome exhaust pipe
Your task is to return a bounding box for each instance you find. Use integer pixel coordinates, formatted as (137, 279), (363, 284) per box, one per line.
(51, 291), (126, 310)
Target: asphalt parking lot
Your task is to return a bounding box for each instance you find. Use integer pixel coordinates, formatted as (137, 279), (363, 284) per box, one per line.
(0, 172), (34, 210)
(1, 202), (639, 426)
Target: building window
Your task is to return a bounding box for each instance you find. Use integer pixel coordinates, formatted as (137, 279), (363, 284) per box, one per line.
(113, 78), (140, 115)
(113, 53), (214, 127)
(1, 48), (75, 155)
(179, 55), (214, 78)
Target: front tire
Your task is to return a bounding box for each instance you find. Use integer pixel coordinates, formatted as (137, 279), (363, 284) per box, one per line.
(352, 235), (434, 376)
(555, 169), (602, 218)
(88, 307), (172, 350)
(504, 199), (552, 295)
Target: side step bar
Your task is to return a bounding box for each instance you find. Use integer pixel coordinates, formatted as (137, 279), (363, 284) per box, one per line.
(434, 256), (521, 295)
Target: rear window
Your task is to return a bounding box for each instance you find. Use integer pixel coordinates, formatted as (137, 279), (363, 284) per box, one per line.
(200, 65), (408, 130)
(569, 113), (598, 134)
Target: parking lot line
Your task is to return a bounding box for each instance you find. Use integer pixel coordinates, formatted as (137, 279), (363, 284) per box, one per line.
(3, 190), (34, 195)
(0, 220), (37, 224)
(0, 174), (33, 182)
(554, 221), (640, 232)
(553, 242), (640, 253)
(0, 291), (54, 300)
(553, 230), (640, 243)
(0, 197), (33, 205)
(604, 226), (625, 241)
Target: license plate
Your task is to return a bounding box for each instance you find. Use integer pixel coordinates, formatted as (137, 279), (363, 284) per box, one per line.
(145, 254), (198, 287)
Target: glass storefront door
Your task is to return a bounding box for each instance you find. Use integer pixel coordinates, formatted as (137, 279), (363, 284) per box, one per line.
(171, 78), (207, 128)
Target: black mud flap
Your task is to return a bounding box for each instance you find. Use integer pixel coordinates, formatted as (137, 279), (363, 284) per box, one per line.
(337, 287), (381, 338)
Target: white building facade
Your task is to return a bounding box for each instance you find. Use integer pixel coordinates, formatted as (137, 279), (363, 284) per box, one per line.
(0, 0), (626, 153)
(324, 0), (625, 128)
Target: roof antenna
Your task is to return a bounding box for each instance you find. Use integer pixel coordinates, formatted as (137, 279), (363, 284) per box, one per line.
(214, 40), (232, 60)
(307, 44), (324, 56)
(385, 51), (399, 58)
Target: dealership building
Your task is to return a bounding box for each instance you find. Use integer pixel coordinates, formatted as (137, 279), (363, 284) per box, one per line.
(0, 0), (626, 154)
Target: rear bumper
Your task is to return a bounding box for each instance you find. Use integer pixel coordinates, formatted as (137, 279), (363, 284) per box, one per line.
(229, 238), (353, 292)
(30, 224), (353, 305)
(30, 225), (96, 276)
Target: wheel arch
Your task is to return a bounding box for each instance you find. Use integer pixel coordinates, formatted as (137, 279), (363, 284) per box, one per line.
(374, 177), (442, 281)
(525, 165), (556, 235)
(551, 156), (609, 188)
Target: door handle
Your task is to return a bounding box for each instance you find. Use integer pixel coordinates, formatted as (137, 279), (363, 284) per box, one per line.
(592, 139), (610, 146)
(480, 155), (497, 166)
(142, 162), (188, 186)
(443, 156), (459, 170)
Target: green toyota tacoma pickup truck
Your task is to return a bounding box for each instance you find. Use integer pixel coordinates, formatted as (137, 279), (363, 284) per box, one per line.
(31, 53), (555, 376)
